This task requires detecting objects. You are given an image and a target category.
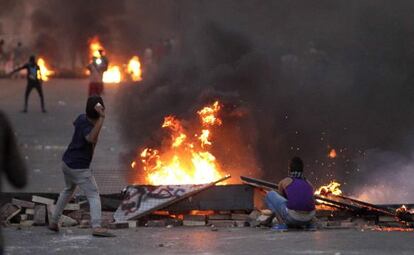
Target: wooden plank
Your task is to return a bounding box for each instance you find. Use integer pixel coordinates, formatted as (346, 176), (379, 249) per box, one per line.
(32, 195), (55, 205)
(12, 198), (35, 209)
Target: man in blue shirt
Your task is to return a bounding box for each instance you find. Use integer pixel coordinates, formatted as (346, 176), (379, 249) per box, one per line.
(49, 96), (115, 237)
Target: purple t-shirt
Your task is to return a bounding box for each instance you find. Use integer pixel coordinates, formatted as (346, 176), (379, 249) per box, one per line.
(62, 114), (94, 169)
(285, 178), (316, 211)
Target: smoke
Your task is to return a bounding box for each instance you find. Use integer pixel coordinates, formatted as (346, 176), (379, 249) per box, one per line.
(353, 149), (414, 204)
(117, 0), (414, 203)
(3, 0), (414, 202)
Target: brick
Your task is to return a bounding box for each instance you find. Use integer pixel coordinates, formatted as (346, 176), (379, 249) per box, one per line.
(60, 215), (78, 227)
(32, 196), (55, 205)
(127, 221), (137, 228)
(208, 214), (231, 220)
(25, 208), (35, 215)
(33, 205), (46, 226)
(12, 198), (35, 209)
(0, 203), (21, 223)
(183, 220), (206, 226)
(183, 215), (206, 221)
(20, 220), (34, 227)
(231, 214), (250, 220)
(109, 222), (129, 229)
(64, 203), (80, 211)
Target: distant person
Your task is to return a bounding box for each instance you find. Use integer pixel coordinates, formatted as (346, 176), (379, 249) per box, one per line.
(87, 50), (108, 96)
(0, 111), (27, 253)
(9, 55), (46, 113)
(265, 157), (316, 231)
(49, 96), (115, 237)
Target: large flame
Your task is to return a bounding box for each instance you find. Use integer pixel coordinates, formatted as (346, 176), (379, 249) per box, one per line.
(315, 181), (343, 196)
(37, 57), (53, 81)
(89, 36), (104, 59)
(102, 65), (122, 83)
(132, 101), (226, 185)
(127, 56), (142, 81)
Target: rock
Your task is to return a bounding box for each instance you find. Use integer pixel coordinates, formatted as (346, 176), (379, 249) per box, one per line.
(12, 198), (35, 209)
(60, 215), (78, 227)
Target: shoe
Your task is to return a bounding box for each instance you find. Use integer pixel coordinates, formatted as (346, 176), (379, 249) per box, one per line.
(48, 222), (59, 232)
(92, 227), (116, 237)
(271, 224), (288, 232)
(304, 223), (317, 231)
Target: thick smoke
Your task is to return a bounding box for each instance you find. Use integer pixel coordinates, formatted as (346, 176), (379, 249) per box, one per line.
(3, 0), (414, 202)
(118, 0), (414, 203)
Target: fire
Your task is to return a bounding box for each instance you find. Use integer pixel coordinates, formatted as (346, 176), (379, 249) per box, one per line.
(328, 149), (337, 158)
(127, 56), (142, 81)
(89, 36), (104, 59)
(315, 181), (342, 196)
(37, 57), (53, 81)
(133, 101), (226, 185)
(102, 65), (121, 83)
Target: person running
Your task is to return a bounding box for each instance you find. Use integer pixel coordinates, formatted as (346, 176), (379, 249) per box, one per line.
(48, 96), (115, 237)
(9, 55), (46, 113)
(265, 157), (316, 232)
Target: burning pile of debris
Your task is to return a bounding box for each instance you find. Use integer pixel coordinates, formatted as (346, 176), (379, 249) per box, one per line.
(1, 176), (412, 232)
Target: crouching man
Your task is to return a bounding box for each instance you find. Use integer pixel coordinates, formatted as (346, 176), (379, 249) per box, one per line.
(265, 157), (316, 231)
(48, 96), (115, 237)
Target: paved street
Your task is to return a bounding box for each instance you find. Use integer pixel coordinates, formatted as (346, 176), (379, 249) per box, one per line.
(0, 78), (128, 194)
(3, 226), (414, 255)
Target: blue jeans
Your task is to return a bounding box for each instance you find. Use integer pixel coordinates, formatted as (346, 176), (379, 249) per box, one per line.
(265, 191), (311, 226)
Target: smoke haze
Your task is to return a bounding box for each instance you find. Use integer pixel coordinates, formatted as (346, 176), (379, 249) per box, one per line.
(3, 0), (414, 201)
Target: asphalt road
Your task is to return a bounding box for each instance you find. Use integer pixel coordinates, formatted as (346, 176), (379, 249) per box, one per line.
(3, 226), (414, 255)
(0, 78), (128, 194)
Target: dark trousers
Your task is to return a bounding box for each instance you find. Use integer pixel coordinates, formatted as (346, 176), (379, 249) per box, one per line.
(24, 81), (45, 111)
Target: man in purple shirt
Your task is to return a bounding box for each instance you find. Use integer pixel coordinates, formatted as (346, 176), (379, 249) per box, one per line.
(265, 157), (316, 231)
(49, 96), (115, 237)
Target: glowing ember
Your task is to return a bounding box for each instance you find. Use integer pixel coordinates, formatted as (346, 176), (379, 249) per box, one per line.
(133, 101), (226, 185)
(315, 181), (342, 196)
(328, 149), (337, 158)
(37, 57), (54, 81)
(127, 56), (142, 81)
(103, 65), (121, 83)
(131, 161), (136, 169)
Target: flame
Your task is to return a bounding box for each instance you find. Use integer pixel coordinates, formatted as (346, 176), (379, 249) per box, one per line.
(315, 181), (342, 196)
(134, 101), (226, 185)
(328, 149), (337, 158)
(89, 36), (104, 59)
(127, 56), (142, 81)
(37, 57), (54, 81)
(131, 161), (136, 169)
(103, 65), (121, 83)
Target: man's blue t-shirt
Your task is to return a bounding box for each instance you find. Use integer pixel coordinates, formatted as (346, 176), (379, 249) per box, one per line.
(62, 114), (94, 169)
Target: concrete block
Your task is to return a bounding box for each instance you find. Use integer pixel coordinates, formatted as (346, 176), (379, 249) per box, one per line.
(32, 196), (55, 205)
(12, 198), (35, 209)
(33, 205), (46, 226)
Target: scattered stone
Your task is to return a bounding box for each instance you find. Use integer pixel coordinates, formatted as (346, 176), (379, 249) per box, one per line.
(127, 221), (137, 228)
(64, 203), (80, 211)
(33, 205), (46, 226)
(25, 208), (35, 215)
(0, 203), (21, 223)
(32, 196), (55, 205)
(183, 220), (206, 226)
(208, 214), (231, 220)
(19, 220), (34, 227)
(109, 222), (129, 229)
(12, 199), (35, 209)
(60, 215), (78, 227)
(183, 214), (206, 221)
